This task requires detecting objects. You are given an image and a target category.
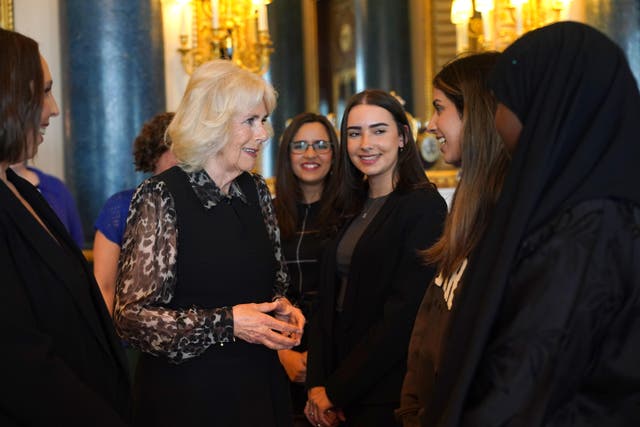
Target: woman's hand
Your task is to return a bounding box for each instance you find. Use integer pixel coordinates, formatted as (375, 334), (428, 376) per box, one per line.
(232, 302), (302, 350)
(272, 297), (305, 335)
(305, 386), (345, 427)
(278, 349), (307, 383)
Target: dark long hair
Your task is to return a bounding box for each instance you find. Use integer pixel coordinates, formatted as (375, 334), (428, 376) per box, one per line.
(322, 89), (434, 221)
(274, 112), (340, 239)
(422, 52), (510, 279)
(0, 29), (43, 164)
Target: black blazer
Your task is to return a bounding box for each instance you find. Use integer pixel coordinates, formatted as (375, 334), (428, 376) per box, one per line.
(307, 186), (447, 408)
(0, 169), (131, 426)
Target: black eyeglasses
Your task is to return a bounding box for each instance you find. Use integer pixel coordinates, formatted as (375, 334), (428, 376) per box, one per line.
(289, 140), (332, 154)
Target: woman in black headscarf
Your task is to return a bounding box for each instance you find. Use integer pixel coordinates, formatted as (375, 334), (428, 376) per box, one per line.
(423, 22), (640, 426)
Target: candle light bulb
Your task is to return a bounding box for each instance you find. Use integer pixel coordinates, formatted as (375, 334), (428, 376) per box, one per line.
(180, 7), (187, 36)
(257, 4), (268, 32)
(211, 0), (219, 29)
(475, 0), (494, 12)
(450, 0), (473, 24)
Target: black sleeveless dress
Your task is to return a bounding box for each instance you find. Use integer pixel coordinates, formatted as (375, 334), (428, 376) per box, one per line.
(132, 168), (292, 427)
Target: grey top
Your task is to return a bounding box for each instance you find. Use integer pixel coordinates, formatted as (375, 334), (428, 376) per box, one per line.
(335, 195), (388, 312)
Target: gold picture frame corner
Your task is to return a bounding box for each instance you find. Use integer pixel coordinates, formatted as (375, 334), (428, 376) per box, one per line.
(426, 168), (459, 189)
(0, 0), (14, 31)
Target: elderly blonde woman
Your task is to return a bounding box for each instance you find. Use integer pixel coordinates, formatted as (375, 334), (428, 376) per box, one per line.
(114, 59), (304, 427)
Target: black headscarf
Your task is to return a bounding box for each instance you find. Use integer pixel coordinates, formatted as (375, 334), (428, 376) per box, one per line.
(427, 22), (640, 426)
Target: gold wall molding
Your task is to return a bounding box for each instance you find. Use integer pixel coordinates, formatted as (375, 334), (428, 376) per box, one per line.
(0, 0), (14, 30)
(426, 169), (459, 189)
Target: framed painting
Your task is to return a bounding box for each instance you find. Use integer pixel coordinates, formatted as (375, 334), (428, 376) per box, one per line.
(408, 0), (460, 186)
(0, 0), (13, 30)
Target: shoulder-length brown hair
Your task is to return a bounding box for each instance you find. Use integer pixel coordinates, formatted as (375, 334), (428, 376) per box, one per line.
(422, 52), (511, 279)
(274, 112), (340, 240)
(0, 29), (43, 164)
(323, 89), (434, 221)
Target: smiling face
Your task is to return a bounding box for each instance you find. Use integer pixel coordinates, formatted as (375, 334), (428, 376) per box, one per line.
(346, 104), (404, 193)
(216, 102), (270, 177)
(290, 121), (333, 189)
(427, 88), (462, 166)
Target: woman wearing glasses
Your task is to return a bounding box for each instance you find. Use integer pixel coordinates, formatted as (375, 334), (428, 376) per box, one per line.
(305, 90), (447, 426)
(274, 112), (342, 426)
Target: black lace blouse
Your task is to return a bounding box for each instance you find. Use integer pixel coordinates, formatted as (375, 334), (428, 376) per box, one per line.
(114, 168), (288, 363)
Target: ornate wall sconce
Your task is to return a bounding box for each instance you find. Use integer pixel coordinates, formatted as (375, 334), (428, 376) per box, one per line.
(451, 0), (573, 53)
(177, 0), (274, 75)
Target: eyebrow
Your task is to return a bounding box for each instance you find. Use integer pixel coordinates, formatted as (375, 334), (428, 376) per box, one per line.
(346, 122), (389, 130)
(245, 113), (269, 120)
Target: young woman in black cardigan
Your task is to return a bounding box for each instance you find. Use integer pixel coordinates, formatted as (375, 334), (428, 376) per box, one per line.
(305, 90), (447, 427)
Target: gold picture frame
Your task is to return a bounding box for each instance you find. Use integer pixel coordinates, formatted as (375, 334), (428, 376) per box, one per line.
(0, 0), (13, 30)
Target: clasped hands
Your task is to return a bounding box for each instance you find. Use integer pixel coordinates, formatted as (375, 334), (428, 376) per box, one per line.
(232, 297), (304, 350)
(305, 386), (345, 427)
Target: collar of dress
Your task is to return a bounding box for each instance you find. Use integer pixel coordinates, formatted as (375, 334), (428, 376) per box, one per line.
(187, 169), (248, 210)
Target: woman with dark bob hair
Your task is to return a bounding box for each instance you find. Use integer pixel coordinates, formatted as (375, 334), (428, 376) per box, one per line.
(0, 28), (131, 425)
(274, 112), (341, 426)
(305, 90), (447, 426)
